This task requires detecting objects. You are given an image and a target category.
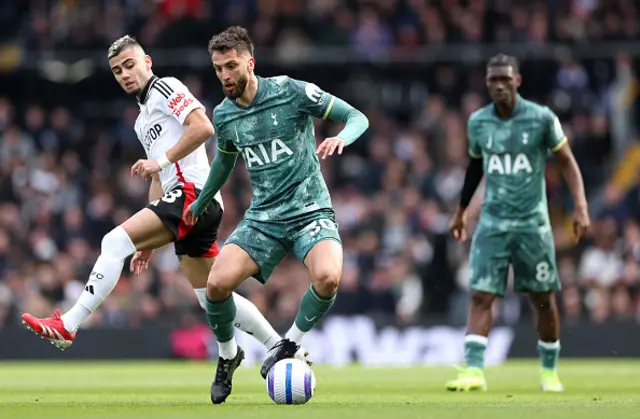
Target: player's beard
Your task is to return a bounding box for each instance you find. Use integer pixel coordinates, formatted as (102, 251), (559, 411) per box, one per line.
(224, 75), (248, 100)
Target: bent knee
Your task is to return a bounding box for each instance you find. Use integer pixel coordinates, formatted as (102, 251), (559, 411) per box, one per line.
(206, 265), (239, 297)
(206, 279), (232, 300)
(312, 267), (342, 295)
(207, 266), (232, 289)
(470, 290), (495, 309)
(101, 226), (136, 258)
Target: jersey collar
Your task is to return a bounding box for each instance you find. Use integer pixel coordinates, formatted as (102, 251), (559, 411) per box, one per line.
(231, 75), (265, 110)
(138, 75), (158, 105)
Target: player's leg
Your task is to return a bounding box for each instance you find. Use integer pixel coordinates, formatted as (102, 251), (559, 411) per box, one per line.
(292, 215), (342, 341)
(530, 291), (563, 391)
(182, 244), (256, 404)
(206, 220), (287, 403)
(465, 290), (497, 365)
(205, 243), (259, 357)
(292, 239), (342, 341)
(446, 226), (509, 392)
(512, 228), (563, 392)
(173, 193), (280, 355)
(21, 208), (173, 349)
(260, 214), (342, 378)
(179, 254), (283, 352)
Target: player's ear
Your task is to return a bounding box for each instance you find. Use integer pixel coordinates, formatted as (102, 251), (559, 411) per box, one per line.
(145, 55), (152, 71)
(515, 74), (522, 88)
(247, 56), (255, 73)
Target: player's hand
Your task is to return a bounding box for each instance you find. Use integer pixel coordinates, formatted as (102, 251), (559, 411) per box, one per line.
(184, 205), (198, 226)
(572, 205), (590, 243)
(449, 210), (468, 242)
(316, 137), (345, 160)
(130, 250), (154, 276)
(131, 159), (162, 180)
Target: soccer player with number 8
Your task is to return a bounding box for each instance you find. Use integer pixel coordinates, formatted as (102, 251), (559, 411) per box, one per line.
(447, 54), (590, 393)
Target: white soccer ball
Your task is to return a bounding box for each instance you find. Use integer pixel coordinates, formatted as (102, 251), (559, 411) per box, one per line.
(266, 358), (316, 405)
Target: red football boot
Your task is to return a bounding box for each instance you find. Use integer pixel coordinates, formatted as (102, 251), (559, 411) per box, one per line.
(21, 309), (76, 351)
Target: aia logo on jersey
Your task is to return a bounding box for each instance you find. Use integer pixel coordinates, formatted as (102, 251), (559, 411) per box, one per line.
(487, 153), (532, 175)
(143, 123), (162, 150)
(168, 92), (194, 117)
(237, 138), (294, 168)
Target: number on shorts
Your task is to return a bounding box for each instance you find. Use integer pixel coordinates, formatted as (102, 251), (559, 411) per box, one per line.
(306, 218), (337, 237)
(535, 261), (550, 282)
(150, 189), (183, 206)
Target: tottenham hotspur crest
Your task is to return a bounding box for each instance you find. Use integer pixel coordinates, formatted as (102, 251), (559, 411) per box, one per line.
(271, 113), (278, 126)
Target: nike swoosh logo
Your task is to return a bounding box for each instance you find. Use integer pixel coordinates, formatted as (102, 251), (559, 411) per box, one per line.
(304, 316), (317, 322)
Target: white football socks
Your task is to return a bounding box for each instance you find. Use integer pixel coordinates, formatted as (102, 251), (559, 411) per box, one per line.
(218, 337), (238, 360)
(193, 287), (208, 310)
(232, 292), (281, 350)
(61, 304), (91, 331)
(537, 339), (560, 350)
(61, 226), (137, 332)
(285, 323), (306, 345)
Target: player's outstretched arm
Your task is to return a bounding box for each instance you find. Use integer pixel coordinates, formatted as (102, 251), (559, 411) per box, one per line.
(185, 150), (237, 225)
(554, 142), (590, 242)
(289, 78), (368, 158)
(316, 98), (369, 159)
(324, 97), (370, 145)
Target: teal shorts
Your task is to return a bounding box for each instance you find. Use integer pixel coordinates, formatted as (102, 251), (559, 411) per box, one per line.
(469, 222), (560, 296)
(225, 209), (342, 283)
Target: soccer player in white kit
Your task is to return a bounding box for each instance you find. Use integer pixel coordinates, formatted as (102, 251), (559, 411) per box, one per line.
(21, 36), (306, 363)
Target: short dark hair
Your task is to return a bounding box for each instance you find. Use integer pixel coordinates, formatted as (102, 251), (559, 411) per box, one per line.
(208, 26), (254, 57)
(108, 35), (142, 59)
(487, 54), (519, 73)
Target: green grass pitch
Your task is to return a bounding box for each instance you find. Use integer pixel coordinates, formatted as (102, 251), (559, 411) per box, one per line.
(0, 360), (638, 418)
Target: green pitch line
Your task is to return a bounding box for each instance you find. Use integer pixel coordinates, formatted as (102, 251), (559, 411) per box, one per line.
(0, 360), (638, 419)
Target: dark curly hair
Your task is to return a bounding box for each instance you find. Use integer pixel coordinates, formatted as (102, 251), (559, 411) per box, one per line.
(208, 26), (254, 57)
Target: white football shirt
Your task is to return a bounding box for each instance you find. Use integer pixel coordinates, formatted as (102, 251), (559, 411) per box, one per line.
(133, 76), (223, 208)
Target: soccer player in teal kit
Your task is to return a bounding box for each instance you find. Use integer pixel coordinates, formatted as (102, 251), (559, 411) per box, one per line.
(184, 26), (369, 403)
(447, 54), (590, 392)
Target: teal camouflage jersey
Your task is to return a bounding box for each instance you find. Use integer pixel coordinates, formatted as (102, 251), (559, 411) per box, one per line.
(213, 75), (335, 222)
(469, 95), (567, 229)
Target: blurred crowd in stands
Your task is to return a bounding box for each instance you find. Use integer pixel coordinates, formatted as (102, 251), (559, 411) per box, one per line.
(1, 0), (640, 331)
